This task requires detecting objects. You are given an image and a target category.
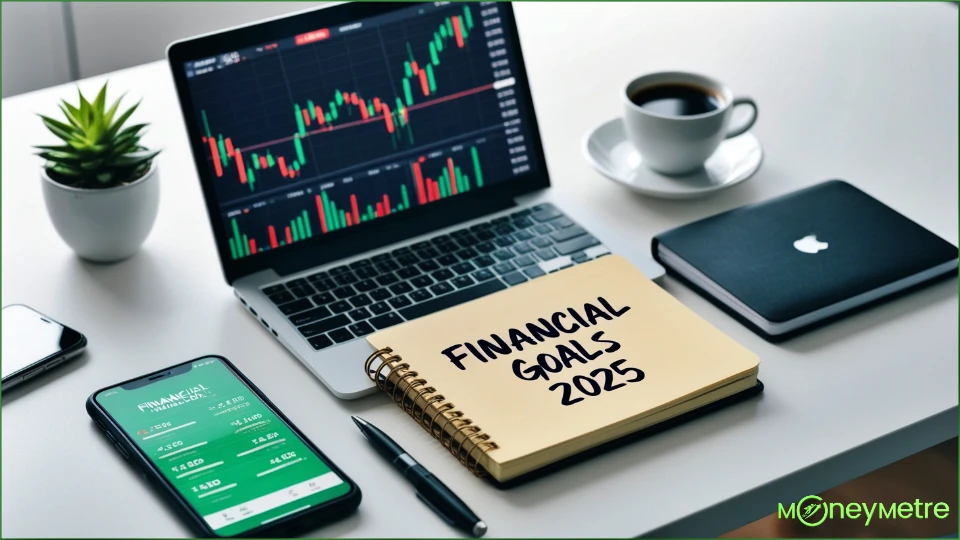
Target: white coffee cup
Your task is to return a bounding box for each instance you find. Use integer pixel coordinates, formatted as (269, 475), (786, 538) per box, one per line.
(622, 72), (758, 175)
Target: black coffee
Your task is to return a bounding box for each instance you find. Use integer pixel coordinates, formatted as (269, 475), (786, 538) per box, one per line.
(630, 83), (722, 116)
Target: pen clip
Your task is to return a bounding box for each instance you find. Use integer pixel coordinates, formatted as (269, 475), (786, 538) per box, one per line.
(416, 491), (455, 526)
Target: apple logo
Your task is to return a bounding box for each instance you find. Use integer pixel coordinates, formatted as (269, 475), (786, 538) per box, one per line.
(793, 234), (829, 254)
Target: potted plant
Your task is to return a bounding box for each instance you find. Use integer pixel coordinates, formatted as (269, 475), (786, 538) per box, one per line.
(36, 82), (161, 262)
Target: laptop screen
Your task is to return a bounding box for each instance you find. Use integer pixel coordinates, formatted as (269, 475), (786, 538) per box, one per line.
(180, 2), (539, 261)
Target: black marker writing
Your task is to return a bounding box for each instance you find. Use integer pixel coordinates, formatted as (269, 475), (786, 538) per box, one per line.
(441, 297), (631, 371)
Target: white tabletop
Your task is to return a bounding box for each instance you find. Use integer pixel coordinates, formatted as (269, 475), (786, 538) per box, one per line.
(2, 2), (957, 538)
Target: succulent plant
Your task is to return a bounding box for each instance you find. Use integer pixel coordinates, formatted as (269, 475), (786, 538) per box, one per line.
(35, 82), (160, 189)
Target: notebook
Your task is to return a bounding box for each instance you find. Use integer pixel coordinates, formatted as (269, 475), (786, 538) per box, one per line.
(362, 255), (761, 484)
(652, 180), (959, 341)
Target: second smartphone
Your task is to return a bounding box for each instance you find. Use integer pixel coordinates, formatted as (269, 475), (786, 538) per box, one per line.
(1, 304), (86, 389)
(87, 356), (361, 537)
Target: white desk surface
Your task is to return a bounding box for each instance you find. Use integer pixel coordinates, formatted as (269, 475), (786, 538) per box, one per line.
(2, 2), (957, 538)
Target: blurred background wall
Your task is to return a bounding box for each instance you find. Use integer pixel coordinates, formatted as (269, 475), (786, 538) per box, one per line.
(1, 2), (323, 97)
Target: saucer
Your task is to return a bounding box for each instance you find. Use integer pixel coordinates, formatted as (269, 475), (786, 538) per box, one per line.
(582, 118), (763, 199)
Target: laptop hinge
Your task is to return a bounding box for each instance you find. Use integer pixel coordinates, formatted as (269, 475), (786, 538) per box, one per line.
(273, 194), (516, 277)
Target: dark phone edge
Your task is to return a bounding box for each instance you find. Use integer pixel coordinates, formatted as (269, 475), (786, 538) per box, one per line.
(1, 328), (87, 389)
(486, 379), (764, 489)
(85, 354), (361, 538)
(650, 237), (959, 342)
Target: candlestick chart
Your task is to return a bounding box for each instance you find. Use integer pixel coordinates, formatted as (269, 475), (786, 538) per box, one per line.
(224, 142), (498, 259)
(184, 3), (536, 260)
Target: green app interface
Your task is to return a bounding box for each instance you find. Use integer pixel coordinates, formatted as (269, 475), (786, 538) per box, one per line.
(96, 357), (350, 536)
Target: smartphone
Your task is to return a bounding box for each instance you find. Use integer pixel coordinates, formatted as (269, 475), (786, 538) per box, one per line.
(87, 356), (361, 537)
(1, 304), (87, 390)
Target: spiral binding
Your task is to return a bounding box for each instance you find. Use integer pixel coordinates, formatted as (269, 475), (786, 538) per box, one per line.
(365, 347), (498, 476)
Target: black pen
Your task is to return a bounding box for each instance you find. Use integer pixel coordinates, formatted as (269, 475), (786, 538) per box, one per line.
(351, 415), (487, 537)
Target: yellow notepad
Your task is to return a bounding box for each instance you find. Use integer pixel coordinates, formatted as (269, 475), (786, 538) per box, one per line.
(364, 255), (760, 483)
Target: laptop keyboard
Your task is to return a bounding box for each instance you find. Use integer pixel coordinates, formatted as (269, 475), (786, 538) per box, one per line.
(260, 203), (610, 350)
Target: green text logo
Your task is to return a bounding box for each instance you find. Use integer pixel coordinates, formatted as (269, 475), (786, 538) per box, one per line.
(778, 497), (951, 527)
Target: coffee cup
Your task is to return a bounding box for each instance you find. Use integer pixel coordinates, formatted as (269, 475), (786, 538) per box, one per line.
(622, 72), (757, 175)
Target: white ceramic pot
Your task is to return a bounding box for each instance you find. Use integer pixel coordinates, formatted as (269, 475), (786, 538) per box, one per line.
(41, 162), (160, 262)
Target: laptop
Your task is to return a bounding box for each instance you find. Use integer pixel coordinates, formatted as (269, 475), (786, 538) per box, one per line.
(168, 2), (665, 399)
(653, 180), (958, 340)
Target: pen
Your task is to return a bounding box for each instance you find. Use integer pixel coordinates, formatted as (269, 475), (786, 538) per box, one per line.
(351, 415), (487, 537)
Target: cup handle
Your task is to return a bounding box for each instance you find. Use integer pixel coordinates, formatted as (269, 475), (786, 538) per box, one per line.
(725, 97), (758, 139)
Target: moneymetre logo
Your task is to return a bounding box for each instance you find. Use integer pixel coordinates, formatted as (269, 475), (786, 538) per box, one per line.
(779, 495), (951, 527)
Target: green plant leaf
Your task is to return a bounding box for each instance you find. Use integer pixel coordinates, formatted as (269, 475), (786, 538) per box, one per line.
(117, 123), (147, 138)
(51, 164), (83, 176)
(108, 158), (152, 169)
(112, 130), (141, 146)
(34, 144), (74, 153)
(78, 88), (93, 126)
(62, 99), (82, 120)
(37, 150), (85, 163)
(103, 92), (127, 126)
(113, 129), (139, 141)
(111, 141), (140, 158)
(58, 104), (84, 130)
(93, 82), (108, 114)
(105, 100), (140, 138)
(80, 161), (105, 171)
(116, 141), (139, 154)
(43, 84), (153, 188)
(88, 111), (105, 143)
(39, 114), (75, 135)
(113, 127), (141, 141)
(40, 116), (82, 143)
(109, 149), (160, 167)
(66, 139), (104, 152)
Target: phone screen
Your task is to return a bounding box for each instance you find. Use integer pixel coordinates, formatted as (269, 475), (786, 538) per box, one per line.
(1, 305), (83, 381)
(95, 357), (350, 536)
